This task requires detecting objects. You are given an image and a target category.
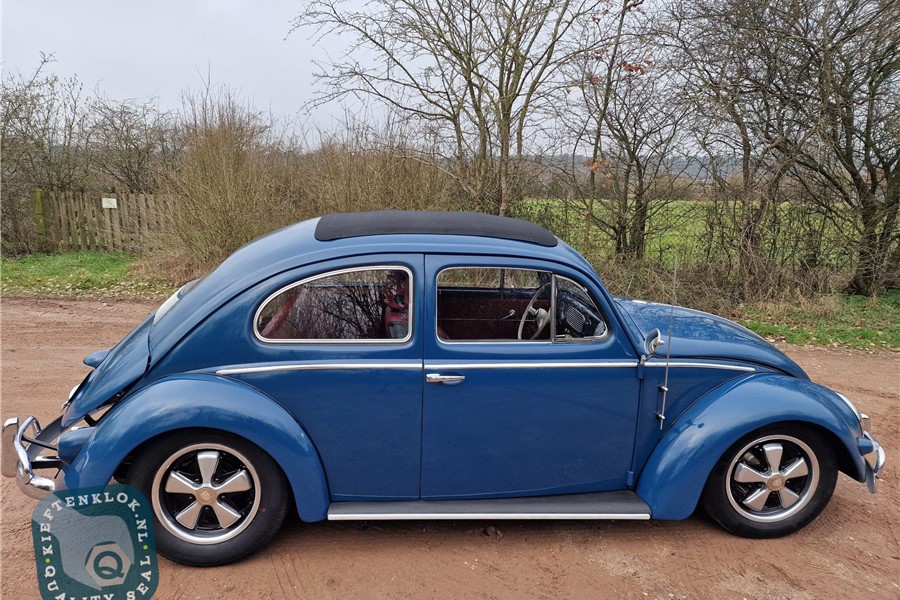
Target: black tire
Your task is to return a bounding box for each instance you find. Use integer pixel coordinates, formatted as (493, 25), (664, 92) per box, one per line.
(129, 429), (289, 566)
(701, 424), (837, 538)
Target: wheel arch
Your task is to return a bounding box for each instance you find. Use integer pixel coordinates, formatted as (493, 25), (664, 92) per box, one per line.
(635, 373), (865, 520)
(116, 426), (294, 504)
(62, 374), (330, 522)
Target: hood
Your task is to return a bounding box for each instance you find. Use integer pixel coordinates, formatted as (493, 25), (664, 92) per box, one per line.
(62, 314), (153, 428)
(614, 297), (808, 379)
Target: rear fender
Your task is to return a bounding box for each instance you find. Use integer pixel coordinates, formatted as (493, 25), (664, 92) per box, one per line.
(636, 373), (864, 520)
(63, 374), (330, 522)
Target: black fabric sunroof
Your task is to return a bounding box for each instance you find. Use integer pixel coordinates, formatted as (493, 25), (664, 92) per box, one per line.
(314, 211), (558, 247)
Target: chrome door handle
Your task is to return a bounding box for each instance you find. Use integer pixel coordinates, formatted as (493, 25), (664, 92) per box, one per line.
(426, 373), (466, 384)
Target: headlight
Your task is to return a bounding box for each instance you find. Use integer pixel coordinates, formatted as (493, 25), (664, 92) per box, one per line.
(836, 392), (862, 421)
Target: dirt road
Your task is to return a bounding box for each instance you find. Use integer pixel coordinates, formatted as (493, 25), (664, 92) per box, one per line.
(2, 298), (897, 599)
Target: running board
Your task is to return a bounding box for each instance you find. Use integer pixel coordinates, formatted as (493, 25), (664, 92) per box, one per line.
(327, 491), (650, 521)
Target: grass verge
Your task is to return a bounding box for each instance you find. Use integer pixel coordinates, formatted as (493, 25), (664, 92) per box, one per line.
(1, 252), (174, 301)
(739, 291), (900, 350)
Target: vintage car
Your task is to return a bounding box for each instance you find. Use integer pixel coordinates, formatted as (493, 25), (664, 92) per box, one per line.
(3, 211), (885, 566)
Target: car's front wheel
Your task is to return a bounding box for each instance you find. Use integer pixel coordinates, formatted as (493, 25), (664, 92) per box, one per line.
(129, 430), (289, 566)
(701, 425), (837, 538)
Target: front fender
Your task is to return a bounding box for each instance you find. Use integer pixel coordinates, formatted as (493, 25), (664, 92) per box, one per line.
(636, 373), (864, 520)
(62, 374), (330, 522)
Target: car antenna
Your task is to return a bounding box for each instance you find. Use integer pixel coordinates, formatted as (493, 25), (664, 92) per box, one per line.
(657, 257), (677, 430)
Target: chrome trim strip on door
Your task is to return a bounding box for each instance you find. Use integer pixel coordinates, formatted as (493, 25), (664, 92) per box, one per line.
(327, 512), (650, 521)
(217, 361), (422, 376)
(643, 361), (756, 372)
(218, 360), (754, 376)
(424, 361), (639, 370)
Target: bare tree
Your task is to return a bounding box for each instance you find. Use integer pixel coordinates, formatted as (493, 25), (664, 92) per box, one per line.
(294, 0), (609, 215)
(1, 59), (95, 192)
(92, 96), (176, 192)
(664, 0), (899, 295)
(1, 55), (97, 253)
(780, 0), (900, 295)
(556, 2), (690, 260)
(662, 0), (821, 293)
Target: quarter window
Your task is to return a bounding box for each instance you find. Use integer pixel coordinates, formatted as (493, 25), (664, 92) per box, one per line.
(256, 267), (412, 342)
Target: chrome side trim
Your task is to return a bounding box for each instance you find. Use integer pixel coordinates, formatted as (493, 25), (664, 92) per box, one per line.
(217, 361), (423, 376)
(327, 512), (650, 521)
(643, 361), (756, 372)
(424, 361), (639, 370)
(253, 264), (415, 345)
(219, 360), (752, 375)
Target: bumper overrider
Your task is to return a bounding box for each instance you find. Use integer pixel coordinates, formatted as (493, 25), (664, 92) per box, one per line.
(2, 416), (66, 499)
(862, 431), (887, 493)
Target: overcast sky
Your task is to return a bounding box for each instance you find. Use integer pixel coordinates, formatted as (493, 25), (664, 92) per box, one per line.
(2, 0), (346, 123)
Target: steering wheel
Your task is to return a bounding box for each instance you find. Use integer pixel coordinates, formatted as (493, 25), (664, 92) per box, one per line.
(517, 283), (551, 340)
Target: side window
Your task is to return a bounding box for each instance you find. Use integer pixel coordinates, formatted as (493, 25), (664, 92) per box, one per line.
(555, 276), (608, 340)
(436, 267), (552, 341)
(256, 267), (412, 342)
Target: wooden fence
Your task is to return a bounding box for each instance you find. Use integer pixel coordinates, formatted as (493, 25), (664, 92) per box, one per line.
(33, 191), (177, 253)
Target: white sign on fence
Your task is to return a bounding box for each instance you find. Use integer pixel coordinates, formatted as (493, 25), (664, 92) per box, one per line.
(101, 197), (118, 209)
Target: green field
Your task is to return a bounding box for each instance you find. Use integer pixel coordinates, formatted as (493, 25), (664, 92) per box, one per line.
(512, 198), (856, 270)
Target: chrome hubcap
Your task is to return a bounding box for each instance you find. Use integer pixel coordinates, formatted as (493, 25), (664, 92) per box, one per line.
(151, 444), (261, 544)
(726, 435), (819, 523)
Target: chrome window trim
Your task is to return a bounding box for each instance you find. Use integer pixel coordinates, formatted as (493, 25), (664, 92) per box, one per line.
(254, 265), (414, 345)
(217, 361), (422, 376)
(643, 361), (756, 372)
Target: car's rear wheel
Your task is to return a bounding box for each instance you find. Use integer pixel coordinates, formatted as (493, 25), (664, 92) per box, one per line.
(701, 425), (837, 538)
(129, 430), (289, 566)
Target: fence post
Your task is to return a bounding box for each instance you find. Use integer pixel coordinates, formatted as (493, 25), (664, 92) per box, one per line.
(33, 189), (46, 240)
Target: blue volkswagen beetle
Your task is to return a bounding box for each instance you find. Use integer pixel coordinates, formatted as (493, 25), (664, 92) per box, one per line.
(3, 211), (885, 566)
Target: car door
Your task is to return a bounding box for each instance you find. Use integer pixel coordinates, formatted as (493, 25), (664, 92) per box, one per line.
(421, 255), (641, 499)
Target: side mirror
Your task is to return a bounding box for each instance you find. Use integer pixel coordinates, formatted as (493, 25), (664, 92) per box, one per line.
(646, 328), (665, 355)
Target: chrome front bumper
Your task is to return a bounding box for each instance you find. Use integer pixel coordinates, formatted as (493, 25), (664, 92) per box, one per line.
(1, 416), (65, 499)
(863, 431), (886, 494)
